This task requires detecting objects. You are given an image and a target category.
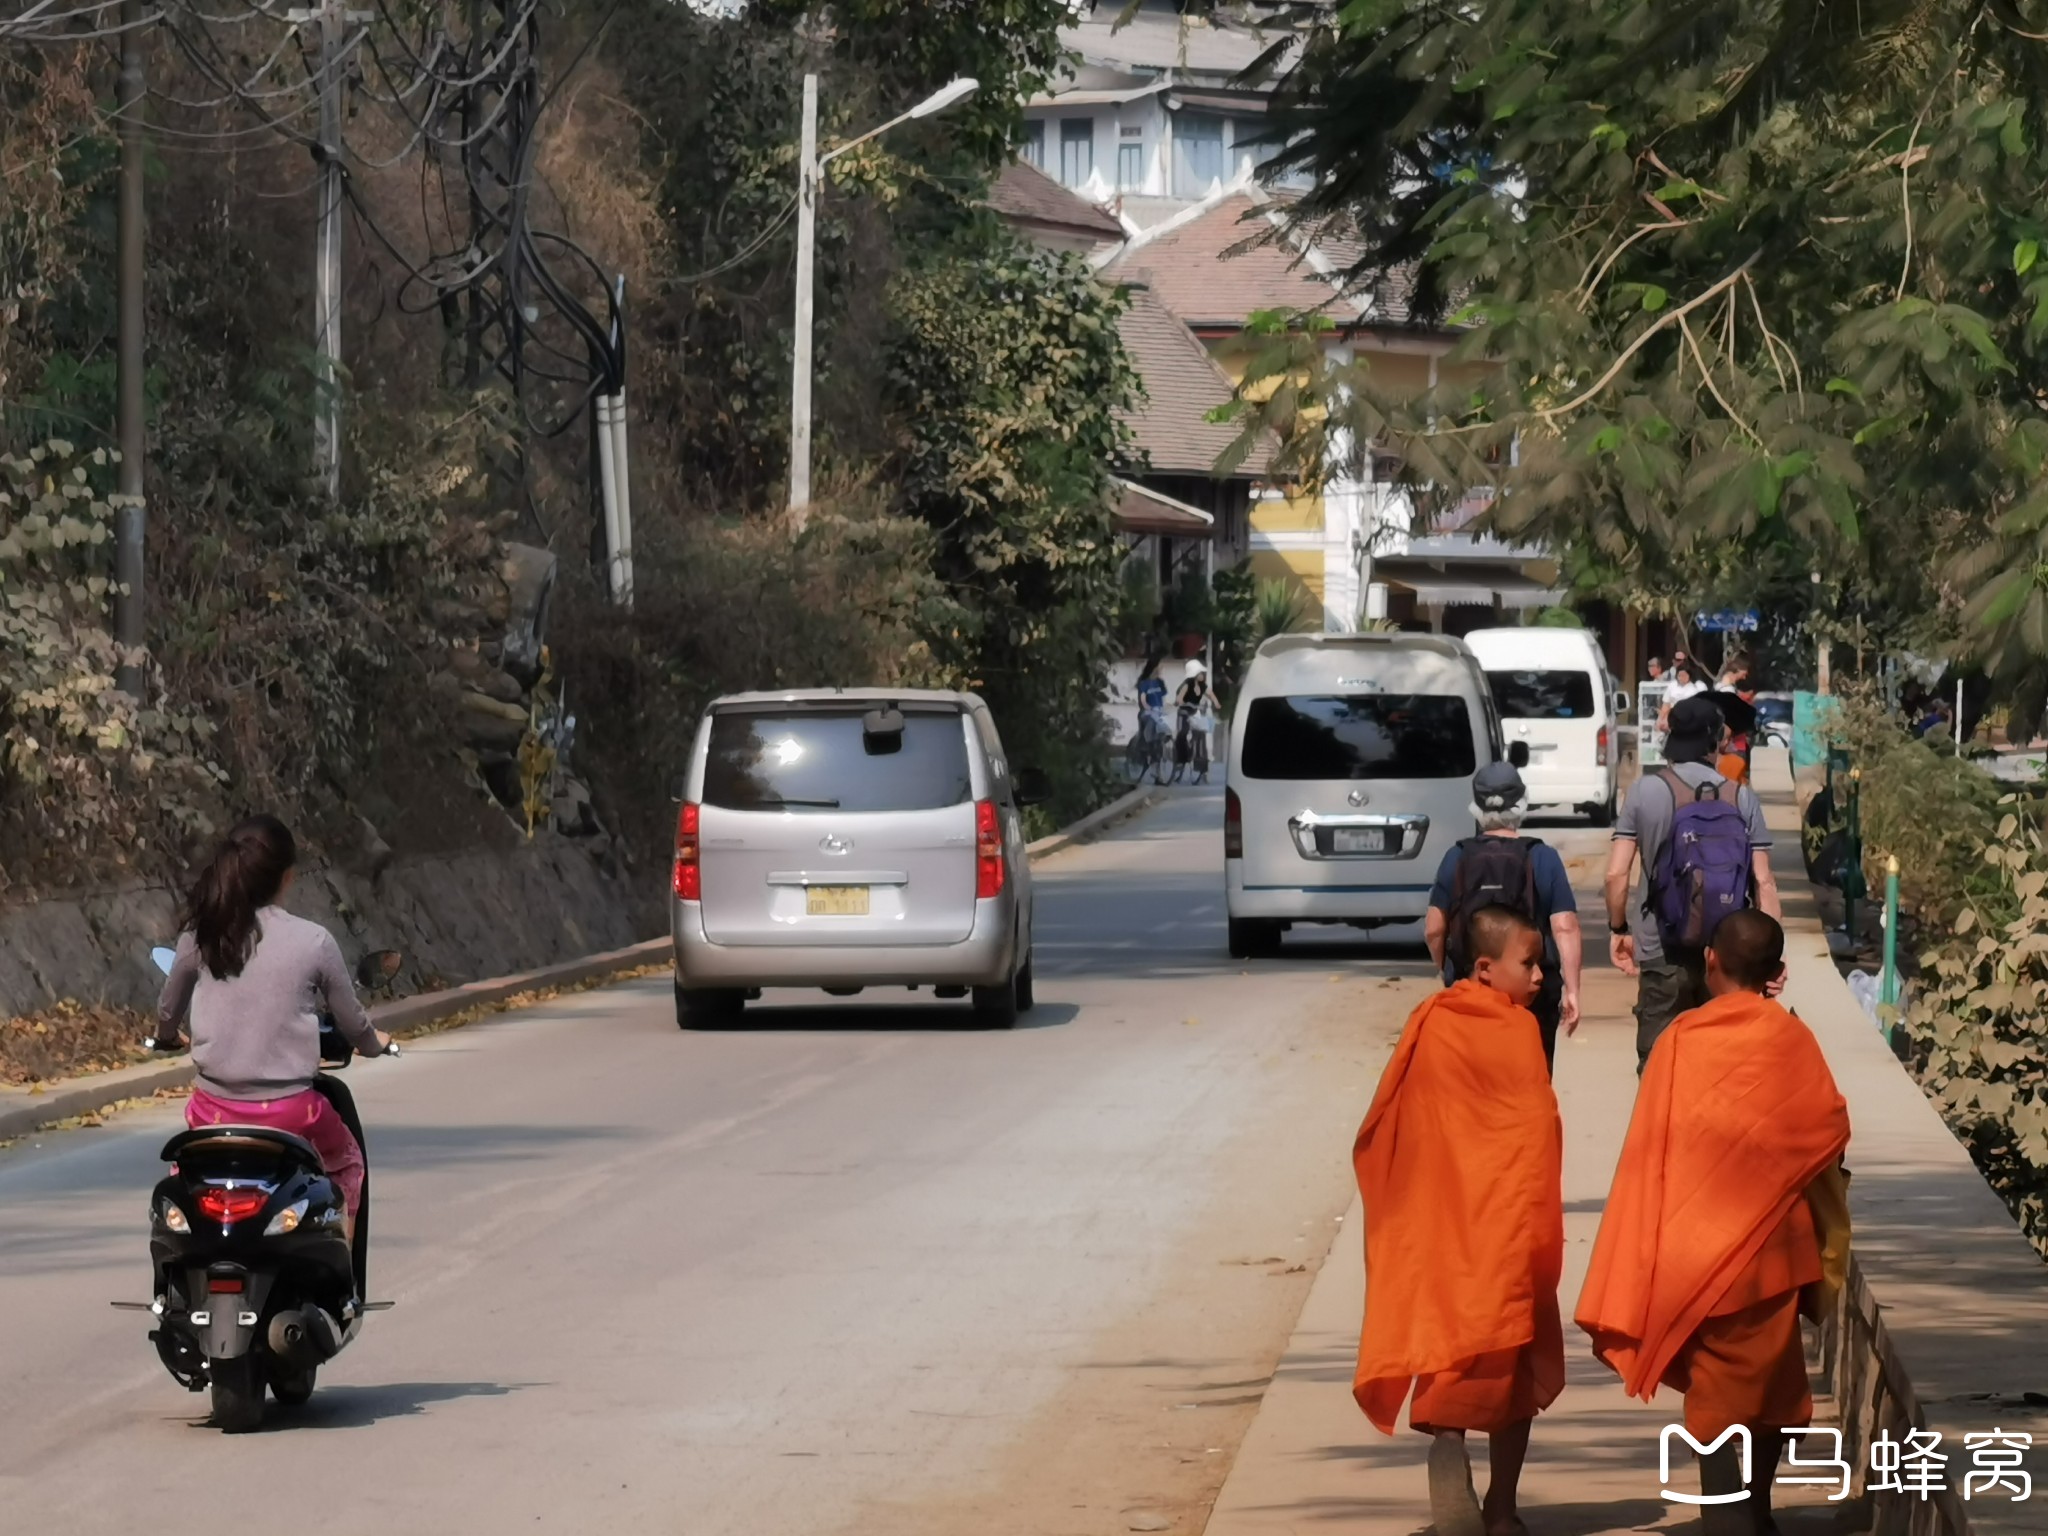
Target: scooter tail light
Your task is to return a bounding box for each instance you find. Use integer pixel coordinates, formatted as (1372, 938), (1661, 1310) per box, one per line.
(195, 1186), (268, 1226)
(975, 799), (1005, 899)
(1225, 787), (1244, 860)
(673, 801), (702, 901)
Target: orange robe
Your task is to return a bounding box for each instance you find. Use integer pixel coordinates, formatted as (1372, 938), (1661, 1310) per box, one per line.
(1576, 992), (1849, 1438)
(1353, 980), (1565, 1435)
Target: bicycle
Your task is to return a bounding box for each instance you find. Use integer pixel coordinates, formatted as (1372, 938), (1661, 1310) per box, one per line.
(1124, 707), (1167, 783)
(1168, 704), (1211, 785)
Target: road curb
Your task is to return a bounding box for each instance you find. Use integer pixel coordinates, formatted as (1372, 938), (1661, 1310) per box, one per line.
(2, 789), (1167, 1143)
(0, 937), (670, 1144)
(1026, 784), (1166, 861)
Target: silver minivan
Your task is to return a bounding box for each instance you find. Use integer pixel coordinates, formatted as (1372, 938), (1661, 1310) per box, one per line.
(669, 689), (1042, 1027)
(1223, 634), (1523, 958)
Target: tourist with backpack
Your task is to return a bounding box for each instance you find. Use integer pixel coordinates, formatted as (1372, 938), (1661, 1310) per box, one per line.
(1603, 695), (1781, 1069)
(1425, 762), (1583, 1074)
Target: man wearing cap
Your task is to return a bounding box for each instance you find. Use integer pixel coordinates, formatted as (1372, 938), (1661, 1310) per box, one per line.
(1425, 762), (1583, 1073)
(1604, 694), (1782, 1068)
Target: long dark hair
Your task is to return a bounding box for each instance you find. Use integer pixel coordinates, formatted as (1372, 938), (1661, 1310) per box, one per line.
(182, 815), (297, 979)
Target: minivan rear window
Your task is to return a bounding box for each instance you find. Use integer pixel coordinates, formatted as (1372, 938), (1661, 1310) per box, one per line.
(1487, 670), (1595, 720)
(703, 710), (971, 813)
(1240, 695), (1477, 780)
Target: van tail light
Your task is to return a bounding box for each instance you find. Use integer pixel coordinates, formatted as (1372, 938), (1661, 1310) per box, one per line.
(673, 802), (702, 901)
(195, 1187), (268, 1226)
(1596, 725), (1610, 768)
(975, 799), (1005, 899)
(1225, 787), (1243, 860)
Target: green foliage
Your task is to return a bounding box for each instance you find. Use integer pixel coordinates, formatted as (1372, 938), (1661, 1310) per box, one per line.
(0, 441), (219, 886)
(1235, 0), (2048, 724)
(1211, 564), (1257, 694)
(887, 230), (1140, 822)
(1256, 578), (1312, 640)
(1532, 605), (1583, 628)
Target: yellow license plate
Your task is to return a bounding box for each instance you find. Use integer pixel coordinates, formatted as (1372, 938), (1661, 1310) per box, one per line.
(806, 885), (870, 916)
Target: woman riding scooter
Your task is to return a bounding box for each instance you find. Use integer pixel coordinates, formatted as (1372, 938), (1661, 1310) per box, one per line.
(153, 815), (394, 1245)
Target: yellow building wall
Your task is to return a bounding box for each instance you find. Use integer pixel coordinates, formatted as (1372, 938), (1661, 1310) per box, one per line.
(1249, 489), (1324, 534)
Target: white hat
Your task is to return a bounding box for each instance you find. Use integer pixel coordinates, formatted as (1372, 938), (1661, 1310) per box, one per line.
(1183, 658), (1207, 680)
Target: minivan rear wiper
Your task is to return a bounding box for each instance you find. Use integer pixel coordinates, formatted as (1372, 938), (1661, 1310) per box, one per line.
(758, 796), (841, 808)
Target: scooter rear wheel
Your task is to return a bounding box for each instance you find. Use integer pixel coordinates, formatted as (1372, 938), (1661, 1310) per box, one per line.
(210, 1356), (268, 1433)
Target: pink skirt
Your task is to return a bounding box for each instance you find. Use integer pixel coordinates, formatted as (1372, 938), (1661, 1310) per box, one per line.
(186, 1086), (366, 1221)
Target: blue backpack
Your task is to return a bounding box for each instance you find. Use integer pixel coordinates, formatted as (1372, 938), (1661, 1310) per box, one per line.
(1650, 768), (1754, 948)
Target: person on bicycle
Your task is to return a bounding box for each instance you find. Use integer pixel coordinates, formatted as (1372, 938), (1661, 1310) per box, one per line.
(1137, 661), (1168, 737)
(1175, 659), (1220, 784)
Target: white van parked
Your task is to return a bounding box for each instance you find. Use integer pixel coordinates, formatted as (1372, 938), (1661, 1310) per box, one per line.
(1462, 626), (1626, 825)
(1223, 633), (1523, 958)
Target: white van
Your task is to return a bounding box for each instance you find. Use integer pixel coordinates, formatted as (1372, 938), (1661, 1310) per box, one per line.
(1461, 626), (1626, 825)
(1223, 633), (1522, 958)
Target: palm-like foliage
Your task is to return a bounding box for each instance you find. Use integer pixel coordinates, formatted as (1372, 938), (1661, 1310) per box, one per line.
(1214, 0), (2048, 725)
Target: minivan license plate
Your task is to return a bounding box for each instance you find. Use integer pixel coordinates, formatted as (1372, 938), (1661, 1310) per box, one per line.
(1332, 828), (1386, 854)
(807, 885), (870, 916)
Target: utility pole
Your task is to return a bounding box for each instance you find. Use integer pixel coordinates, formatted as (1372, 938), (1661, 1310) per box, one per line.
(113, 0), (147, 695)
(784, 73), (976, 530)
(787, 72), (819, 528)
(291, 0), (360, 497)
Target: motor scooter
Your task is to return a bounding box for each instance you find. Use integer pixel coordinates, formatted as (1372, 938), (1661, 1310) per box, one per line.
(119, 948), (403, 1431)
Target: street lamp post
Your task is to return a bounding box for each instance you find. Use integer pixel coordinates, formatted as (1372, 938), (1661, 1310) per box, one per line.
(787, 73), (978, 529)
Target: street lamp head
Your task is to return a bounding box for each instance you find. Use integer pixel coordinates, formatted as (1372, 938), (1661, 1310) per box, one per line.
(909, 77), (979, 119)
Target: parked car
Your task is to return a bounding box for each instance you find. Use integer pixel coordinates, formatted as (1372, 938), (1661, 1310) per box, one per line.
(669, 689), (1044, 1027)
(1462, 626), (1628, 825)
(1754, 693), (1794, 748)
(1223, 633), (1525, 959)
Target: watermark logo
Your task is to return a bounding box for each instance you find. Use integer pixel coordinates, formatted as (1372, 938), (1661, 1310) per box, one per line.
(1658, 1428), (2034, 1504)
(1660, 1426), (1751, 1505)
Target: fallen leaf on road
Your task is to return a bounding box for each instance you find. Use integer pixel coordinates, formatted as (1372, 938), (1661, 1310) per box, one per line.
(1277, 1263), (1307, 1274)
(1182, 1017), (1199, 1026)
(1126, 1514), (1172, 1532)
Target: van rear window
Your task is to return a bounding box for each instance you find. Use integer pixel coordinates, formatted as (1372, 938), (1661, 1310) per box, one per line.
(703, 711), (971, 813)
(1487, 670), (1595, 720)
(1239, 696), (1477, 781)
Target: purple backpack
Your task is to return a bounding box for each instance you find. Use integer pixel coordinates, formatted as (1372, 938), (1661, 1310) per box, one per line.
(1650, 768), (1754, 948)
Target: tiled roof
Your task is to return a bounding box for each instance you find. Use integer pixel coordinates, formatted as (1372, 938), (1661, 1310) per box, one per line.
(1115, 283), (1272, 478)
(1113, 478), (1217, 538)
(1064, 3), (1301, 80)
(1106, 194), (1364, 328)
(1107, 192), (1424, 329)
(986, 160), (1124, 240)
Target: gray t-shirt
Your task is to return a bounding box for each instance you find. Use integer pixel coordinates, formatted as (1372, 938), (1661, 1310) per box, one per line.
(157, 908), (379, 1100)
(1614, 762), (1771, 964)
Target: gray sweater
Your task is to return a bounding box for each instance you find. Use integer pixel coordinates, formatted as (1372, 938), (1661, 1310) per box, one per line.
(156, 909), (380, 1100)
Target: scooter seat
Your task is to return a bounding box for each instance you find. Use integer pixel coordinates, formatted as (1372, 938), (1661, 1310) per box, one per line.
(160, 1125), (326, 1175)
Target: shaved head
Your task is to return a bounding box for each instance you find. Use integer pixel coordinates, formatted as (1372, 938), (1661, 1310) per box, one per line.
(1710, 910), (1785, 990)
(1466, 904), (1542, 962)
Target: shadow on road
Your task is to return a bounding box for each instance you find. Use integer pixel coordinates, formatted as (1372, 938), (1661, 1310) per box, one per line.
(234, 1379), (536, 1432)
(686, 1001), (1084, 1035)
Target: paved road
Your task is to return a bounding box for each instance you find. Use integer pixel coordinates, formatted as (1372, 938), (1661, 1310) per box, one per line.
(0, 789), (1440, 1536)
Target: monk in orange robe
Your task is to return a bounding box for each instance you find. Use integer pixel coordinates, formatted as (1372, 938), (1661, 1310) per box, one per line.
(1354, 906), (1565, 1536)
(1576, 910), (1851, 1533)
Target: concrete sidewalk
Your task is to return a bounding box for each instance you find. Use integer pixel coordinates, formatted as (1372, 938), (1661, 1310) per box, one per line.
(1203, 804), (1843, 1536)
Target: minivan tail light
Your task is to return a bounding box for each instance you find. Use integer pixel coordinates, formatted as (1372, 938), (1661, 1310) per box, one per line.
(1596, 725), (1610, 768)
(673, 802), (702, 901)
(975, 799), (1005, 899)
(1225, 787), (1243, 860)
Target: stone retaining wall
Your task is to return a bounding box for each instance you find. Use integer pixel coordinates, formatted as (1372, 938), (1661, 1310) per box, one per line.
(0, 835), (655, 1021)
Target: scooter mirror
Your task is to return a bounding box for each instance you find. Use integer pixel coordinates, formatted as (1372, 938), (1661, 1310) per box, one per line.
(356, 950), (405, 991)
(150, 946), (178, 977)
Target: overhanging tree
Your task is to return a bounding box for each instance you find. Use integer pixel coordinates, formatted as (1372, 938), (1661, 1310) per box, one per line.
(1227, 0), (2048, 720)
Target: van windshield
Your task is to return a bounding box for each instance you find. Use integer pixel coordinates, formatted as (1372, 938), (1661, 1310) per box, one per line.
(703, 710), (971, 813)
(1240, 695), (1477, 781)
(1487, 670), (1595, 720)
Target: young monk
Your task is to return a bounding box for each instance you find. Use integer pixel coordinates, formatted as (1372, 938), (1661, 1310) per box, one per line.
(1576, 911), (1851, 1533)
(1354, 906), (1565, 1536)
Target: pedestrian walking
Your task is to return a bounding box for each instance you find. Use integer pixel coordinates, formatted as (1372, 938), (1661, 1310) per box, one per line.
(1425, 762), (1582, 1074)
(1576, 912), (1851, 1535)
(1353, 907), (1565, 1536)
(1604, 695), (1781, 1069)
